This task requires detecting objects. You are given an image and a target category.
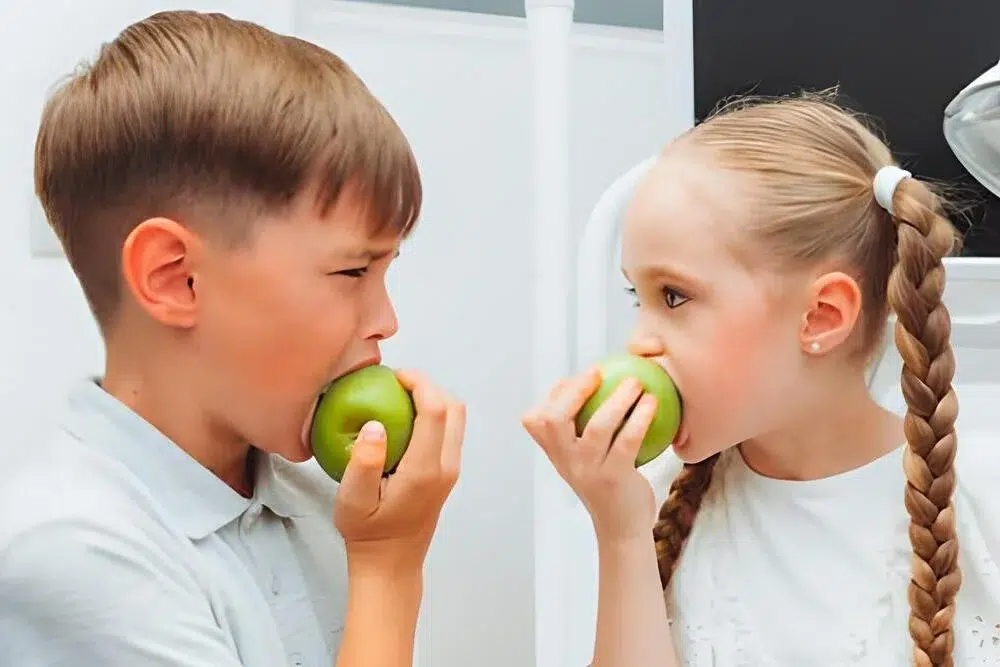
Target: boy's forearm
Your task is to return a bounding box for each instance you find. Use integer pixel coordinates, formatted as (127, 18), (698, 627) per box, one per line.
(335, 562), (424, 667)
(591, 537), (678, 667)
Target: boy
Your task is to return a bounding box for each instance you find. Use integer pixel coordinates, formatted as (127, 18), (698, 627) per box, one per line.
(0, 10), (464, 667)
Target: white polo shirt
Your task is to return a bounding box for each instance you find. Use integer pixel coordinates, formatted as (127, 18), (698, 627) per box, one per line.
(0, 379), (349, 667)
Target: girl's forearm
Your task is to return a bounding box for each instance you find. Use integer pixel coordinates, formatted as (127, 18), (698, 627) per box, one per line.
(592, 537), (679, 667)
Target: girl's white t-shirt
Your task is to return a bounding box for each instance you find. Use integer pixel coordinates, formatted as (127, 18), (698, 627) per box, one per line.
(642, 430), (1000, 666)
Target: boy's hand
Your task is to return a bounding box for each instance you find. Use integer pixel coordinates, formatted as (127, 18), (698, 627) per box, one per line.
(334, 370), (465, 575)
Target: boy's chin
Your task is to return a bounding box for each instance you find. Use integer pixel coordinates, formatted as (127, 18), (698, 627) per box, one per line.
(253, 433), (314, 464)
(253, 395), (322, 464)
(277, 448), (314, 464)
(273, 436), (315, 463)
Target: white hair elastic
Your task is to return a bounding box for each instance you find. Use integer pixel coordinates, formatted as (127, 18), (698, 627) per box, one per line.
(872, 165), (911, 215)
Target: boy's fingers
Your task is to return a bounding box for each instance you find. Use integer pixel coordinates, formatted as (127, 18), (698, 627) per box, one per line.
(393, 368), (422, 393)
(394, 369), (448, 475)
(336, 421), (387, 514)
(608, 392), (658, 465)
(440, 400), (466, 484)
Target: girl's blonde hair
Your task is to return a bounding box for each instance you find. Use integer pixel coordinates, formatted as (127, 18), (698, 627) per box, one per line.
(652, 91), (962, 667)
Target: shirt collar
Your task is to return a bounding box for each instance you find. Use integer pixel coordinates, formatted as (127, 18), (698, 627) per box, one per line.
(60, 379), (310, 539)
(254, 450), (336, 520)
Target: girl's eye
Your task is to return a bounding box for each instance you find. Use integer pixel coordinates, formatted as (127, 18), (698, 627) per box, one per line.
(662, 287), (690, 309)
(624, 286), (691, 309)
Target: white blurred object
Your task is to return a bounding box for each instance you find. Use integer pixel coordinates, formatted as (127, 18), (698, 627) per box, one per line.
(944, 58), (1000, 197)
(525, 3), (576, 667)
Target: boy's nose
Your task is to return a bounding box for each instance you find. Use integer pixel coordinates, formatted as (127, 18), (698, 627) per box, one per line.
(365, 290), (399, 342)
(369, 306), (399, 341)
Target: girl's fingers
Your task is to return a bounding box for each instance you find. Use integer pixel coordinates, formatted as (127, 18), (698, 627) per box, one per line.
(546, 378), (570, 402)
(607, 392), (658, 466)
(522, 368), (600, 458)
(579, 379), (643, 464)
(550, 367), (601, 422)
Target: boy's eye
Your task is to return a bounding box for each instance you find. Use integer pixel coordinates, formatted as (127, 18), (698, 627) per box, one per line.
(662, 287), (690, 309)
(625, 286), (639, 307)
(333, 267), (368, 278)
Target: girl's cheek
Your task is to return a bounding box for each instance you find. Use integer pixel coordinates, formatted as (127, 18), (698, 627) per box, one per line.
(699, 317), (773, 405)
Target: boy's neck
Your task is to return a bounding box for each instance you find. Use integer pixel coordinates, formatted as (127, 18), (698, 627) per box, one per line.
(102, 357), (256, 497)
(739, 372), (905, 482)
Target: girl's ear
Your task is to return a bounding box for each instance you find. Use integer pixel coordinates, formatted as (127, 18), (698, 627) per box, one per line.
(798, 271), (862, 355)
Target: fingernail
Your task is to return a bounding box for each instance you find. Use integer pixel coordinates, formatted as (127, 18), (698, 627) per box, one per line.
(359, 421), (385, 440)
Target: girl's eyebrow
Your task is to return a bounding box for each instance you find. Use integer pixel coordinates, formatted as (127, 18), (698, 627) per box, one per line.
(621, 265), (705, 291)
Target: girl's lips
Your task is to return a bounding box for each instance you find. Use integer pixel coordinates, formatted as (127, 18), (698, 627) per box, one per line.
(672, 417), (690, 450)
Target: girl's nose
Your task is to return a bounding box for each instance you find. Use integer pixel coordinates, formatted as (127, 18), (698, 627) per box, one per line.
(627, 335), (665, 358)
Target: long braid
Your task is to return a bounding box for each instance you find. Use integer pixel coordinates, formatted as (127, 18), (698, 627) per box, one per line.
(886, 178), (962, 667)
(652, 454), (720, 590)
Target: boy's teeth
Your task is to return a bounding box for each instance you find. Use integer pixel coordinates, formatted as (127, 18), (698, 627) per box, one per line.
(300, 394), (321, 451)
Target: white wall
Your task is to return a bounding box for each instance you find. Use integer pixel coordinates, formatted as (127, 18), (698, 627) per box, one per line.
(0, 0), (293, 457)
(0, 2), (673, 666)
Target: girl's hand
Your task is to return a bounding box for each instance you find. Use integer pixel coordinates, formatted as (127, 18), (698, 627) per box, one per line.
(521, 367), (659, 542)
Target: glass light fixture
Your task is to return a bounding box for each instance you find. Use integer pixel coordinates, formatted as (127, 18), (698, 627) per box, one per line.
(944, 59), (1000, 197)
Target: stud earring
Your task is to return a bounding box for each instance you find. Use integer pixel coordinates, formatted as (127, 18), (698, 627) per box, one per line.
(809, 342), (821, 353)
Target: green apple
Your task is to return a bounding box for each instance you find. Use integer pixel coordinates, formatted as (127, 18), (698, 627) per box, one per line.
(310, 364), (416, 483)
(574, 353), (682, 467)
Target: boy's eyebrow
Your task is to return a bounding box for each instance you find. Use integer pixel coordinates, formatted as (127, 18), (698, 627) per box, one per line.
(340, 247), (401, 261)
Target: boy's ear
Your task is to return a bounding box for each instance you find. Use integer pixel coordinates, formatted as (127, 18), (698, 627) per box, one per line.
(799, 271), (863, 355)
(120, 217), (201, 329)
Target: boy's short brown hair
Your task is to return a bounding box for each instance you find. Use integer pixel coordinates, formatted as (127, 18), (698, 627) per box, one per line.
(34, 10), (422, 330)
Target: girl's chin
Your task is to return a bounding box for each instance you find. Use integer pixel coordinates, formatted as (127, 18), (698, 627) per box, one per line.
(672, 442), (700, 464)
(672, 433), (720, 465)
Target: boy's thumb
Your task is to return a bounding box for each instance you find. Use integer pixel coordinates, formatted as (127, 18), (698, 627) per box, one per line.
(338, 421), (388, 509)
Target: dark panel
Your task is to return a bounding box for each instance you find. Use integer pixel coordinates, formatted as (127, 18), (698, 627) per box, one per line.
(693, 0), (1000, 256)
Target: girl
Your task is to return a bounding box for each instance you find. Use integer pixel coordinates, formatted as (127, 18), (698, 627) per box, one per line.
(522, 93), (1000, 666)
